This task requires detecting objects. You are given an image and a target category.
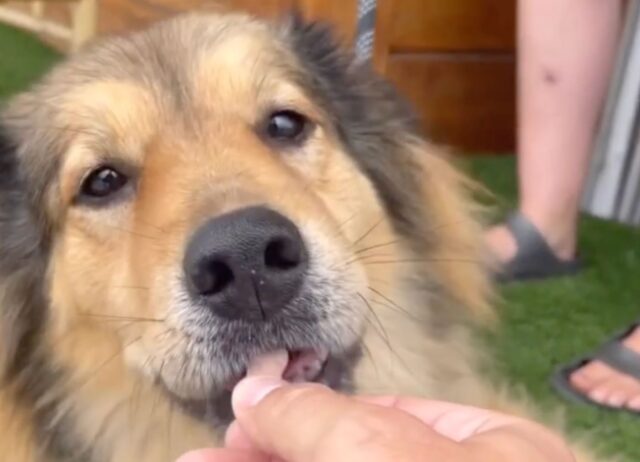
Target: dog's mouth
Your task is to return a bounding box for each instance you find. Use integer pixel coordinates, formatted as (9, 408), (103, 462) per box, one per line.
(223, 348), (329, 390)
(164, 346), (360, 427)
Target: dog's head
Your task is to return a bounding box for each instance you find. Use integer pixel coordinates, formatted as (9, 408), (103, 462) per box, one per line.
(0, 13), (491, 426)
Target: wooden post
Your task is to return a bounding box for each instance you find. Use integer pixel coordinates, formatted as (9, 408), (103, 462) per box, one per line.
(71, 0), (98, 51)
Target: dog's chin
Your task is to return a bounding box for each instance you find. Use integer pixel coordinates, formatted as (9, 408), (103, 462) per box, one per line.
(158, 346), (362, 428)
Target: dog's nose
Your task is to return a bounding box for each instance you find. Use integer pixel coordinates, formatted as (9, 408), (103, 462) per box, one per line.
(183, 206), (308, 321)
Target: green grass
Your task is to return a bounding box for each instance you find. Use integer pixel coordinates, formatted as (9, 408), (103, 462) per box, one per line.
(469, 158), (640, 461)
(1, 22), (639, 462)
(0, 24), (60, 100)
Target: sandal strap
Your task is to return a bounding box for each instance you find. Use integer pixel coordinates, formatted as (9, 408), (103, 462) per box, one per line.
(496, 211), (583, 282)
(597, 340), (640, 381)
(504, 212), (560, 265)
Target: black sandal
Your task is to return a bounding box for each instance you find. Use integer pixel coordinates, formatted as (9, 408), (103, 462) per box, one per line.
(495, 212), (583, 283)
(551, 321), (640, 414)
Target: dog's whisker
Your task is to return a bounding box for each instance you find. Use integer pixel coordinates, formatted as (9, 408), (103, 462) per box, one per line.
(130, 355), (154, 424)
(113, 321), (140, 336)
(335, 252), (396, 269)
(73, 336), (142, 392)
(367, 296), (421, 323)
(79, 313), (165, 323)
(366, 286), (420, 322)
(88, 400), (128, 451)
(356, 292), (393, 353)
(361, 257), (485, 266)
(359, 338), (380, 381)
(352, 238), (402, 255)
(357, 292), (422, 384)
(133, 217), (170, 235)
(362, 276), (394, 289)
(336, 211), (359, 234)
(166, 391), (176, 457)
(100, 223), (162, 241)
(350, 215), (385, 249)
(108, 285), (150, 290)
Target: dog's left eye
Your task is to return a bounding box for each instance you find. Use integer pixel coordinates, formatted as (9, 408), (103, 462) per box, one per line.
(266, 110), (309, 142)
(78, 166), (129, 204)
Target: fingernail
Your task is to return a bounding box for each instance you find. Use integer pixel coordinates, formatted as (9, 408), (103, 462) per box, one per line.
(232, 376), (285, 411)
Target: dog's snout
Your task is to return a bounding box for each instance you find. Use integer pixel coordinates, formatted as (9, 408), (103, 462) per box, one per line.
(183, 206), (308, 321)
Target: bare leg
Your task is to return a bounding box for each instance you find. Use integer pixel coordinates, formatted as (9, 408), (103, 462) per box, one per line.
(487, 0), (622, 262)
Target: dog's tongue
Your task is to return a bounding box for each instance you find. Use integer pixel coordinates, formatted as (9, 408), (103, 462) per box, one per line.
(245, 348), (328, 383)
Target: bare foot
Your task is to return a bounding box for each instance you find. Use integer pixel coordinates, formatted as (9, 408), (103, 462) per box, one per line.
(485, 224), (519, 263)
(569, 327), (640, 411)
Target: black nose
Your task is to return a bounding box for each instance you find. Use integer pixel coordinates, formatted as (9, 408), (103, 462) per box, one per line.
(183, 206), (308, 321)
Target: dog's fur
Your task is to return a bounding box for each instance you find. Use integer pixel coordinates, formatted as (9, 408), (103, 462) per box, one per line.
(0, 12), (602, 462)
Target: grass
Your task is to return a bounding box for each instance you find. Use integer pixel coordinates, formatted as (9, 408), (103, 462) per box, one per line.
(469, 158), (640, 461)
(0, 24), (60, 99)
(1, 22), (639, 461)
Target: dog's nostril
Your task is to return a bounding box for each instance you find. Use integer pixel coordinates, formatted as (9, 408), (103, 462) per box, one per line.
(191, 260), (234, 296)
(264, 237), (302, 271)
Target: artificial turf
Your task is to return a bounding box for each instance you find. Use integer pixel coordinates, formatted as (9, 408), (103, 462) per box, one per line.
(1, 22), (638, 462)
(0, 25), (60, 99)
(469, 158), (640, 461)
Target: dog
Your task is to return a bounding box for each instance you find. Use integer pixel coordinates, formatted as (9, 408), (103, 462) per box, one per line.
(0, 12), (602, 462)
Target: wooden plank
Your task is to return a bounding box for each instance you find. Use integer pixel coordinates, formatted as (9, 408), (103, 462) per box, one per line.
(372, 0), (394, 73)
(295, 0), (358, 44)
(97, 0), (296, 34)
(388, 0), (515, 52)
(386, 53), (515, 153)
(2, 0), (297, 41)
(0, 4), (70, 39)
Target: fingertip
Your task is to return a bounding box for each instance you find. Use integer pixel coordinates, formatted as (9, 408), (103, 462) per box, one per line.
(232, 376), (286, 413)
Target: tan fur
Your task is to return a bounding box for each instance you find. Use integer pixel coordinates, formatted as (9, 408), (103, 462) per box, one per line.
(0, 387), (40, 461)
(0, 13), (607, 462)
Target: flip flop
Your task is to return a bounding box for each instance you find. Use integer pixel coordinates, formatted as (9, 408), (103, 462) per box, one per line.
(551, 321), (640, 414)
(495, 212), (583, 283)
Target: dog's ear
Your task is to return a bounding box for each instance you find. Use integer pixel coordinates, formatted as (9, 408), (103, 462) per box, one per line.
(284, 17), (494, 322)
(0, 117), (49, 382)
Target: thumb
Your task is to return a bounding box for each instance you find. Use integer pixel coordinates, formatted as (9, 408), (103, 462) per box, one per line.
(231, 376), (464, 462)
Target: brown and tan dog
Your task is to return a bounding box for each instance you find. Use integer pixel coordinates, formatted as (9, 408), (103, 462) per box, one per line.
(0, 12), (602, 462)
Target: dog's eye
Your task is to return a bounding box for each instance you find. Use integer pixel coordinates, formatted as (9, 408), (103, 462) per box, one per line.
(79, 166), (128, 200)
(267, 110), (309, 142)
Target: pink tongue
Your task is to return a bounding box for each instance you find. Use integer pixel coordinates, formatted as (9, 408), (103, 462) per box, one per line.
(283, 350), (325, 383)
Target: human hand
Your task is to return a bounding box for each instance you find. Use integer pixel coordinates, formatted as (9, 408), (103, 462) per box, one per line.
(177, 353), (575, 462)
